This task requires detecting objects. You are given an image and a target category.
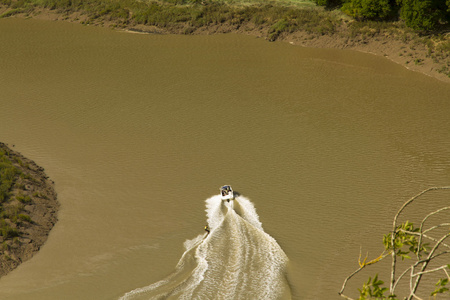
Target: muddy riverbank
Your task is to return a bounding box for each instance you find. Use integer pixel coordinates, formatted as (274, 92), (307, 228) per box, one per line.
(1, 2), (449, 83)
(0, 143), (58, 277)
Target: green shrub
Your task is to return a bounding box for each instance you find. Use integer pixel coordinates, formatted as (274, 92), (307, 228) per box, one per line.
(18, 214), (32, 223)
(341, 0), (395, 20)
(0, 8), (24, 18)
(397, 0), (448, 31)
(1, 166), (18, 182)
(268, 18), (294, 41)
(0, 0), (12, 6)
(15, 181), (25, 190)
(1, 224), (19, 239)
(16, 193), (31, 204)
(312, 0), (343, 8)
(2, 241), (9, 251)
(0, 186), (10, 203)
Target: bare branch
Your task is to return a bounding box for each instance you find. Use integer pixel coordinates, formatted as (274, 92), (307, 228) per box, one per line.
(392, 265), (413, 293)
(397, 229), (450, 249)
(339, 267), (364, 298)
(412, 265), (449, 277)
(338, 292), (356, 300)
(411, 292), (424, 300)
(421, 207), (450, 228)
(339, 250), (390, 298)
(389, 186), (450, 294)
(390, 186), (450, 292)
(409, 233), (450, 300)
(340, 187), (450, 299)
(424, 250), (450, 262)
(393, 187), (450, 227)
(423, 223), (450, 234)
(418, 206), (450, 257)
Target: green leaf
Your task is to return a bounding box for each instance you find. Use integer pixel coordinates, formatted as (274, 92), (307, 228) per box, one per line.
(358, 274), (389, 299)
(431, 278), (450, 296)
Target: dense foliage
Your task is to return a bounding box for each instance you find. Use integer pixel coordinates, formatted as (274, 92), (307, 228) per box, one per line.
(314, 0), (450, 30)
(398, 0), (450, 30)
(341, 0), (397, 20)
(313, 0), (344, 7)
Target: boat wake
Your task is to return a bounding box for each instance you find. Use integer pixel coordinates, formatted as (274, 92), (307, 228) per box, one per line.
(119, 195), (291, 299)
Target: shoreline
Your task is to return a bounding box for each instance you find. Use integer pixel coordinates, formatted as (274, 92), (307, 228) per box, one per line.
(1, 3), (449, 83)
(0, 143), (59, 277)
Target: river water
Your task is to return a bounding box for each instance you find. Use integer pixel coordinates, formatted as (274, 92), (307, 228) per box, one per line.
(0, 18), (449, 300)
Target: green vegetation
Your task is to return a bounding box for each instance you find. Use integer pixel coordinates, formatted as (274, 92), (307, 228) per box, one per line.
(16, 192), (31, 204)
(0, 146), (33, 243)
(0, 148), (19, 203)
(0, 144), (56, 276)
(339, 187), (450, 300)
(398, 0), (449, 31)
(341, 0), (396, 20)
(0, 0), (448, 33)
(314, 0), (450, 31)
(0, 0), (344, 36)
(0, 0), (448, 38)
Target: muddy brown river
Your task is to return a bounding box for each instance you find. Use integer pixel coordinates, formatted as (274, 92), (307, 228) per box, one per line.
(0, 18), (449, 299)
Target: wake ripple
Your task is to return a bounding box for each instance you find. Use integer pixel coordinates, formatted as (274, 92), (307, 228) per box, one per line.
(119, 195), (291, 300)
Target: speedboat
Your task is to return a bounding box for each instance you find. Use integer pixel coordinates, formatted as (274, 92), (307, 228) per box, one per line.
(220, 185), (234, 202)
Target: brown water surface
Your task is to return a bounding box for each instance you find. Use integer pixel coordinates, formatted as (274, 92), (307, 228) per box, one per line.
(1, 18), (450, 300)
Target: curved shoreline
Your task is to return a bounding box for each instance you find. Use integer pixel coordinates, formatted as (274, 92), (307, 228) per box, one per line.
(0, 142), (59, 277)
(0, 3), (449, 83)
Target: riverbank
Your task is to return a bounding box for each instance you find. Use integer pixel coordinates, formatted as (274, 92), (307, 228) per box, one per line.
(0, 143), (58, 277)
(0, 1), (449, 83)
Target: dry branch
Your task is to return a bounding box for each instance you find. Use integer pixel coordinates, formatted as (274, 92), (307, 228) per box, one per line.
(339, 187), (450, 300)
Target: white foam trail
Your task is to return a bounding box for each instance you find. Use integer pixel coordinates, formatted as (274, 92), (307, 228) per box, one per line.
(119, 194), (291, 300)
(205, 195), (227, 230)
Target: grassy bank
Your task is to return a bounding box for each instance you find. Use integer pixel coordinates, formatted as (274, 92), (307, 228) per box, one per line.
(0, 0), (449, 79)
(0, 146), (32, 242)
(0, 0), (340, 36)
(0, 143), (58, 277)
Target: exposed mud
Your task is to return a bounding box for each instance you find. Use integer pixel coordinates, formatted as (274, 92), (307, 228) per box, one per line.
(0, 143), (59, 277)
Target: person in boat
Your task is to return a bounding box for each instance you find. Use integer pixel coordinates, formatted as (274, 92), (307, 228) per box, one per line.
(220, 185), (234, 202)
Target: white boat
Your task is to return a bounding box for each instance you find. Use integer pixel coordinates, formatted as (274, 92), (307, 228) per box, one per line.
(220, 185), (234, 202)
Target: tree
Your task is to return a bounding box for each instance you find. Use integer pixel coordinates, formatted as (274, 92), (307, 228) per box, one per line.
(397, 0), (448, 31)
(341, 0), (396, 20)
(313, 0), (344, 8)
(339, 187), (450, 300)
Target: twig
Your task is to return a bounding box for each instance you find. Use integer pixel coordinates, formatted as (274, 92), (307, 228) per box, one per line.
(423, 223), (450, 234)
(412, 265), (449, 277)
(338, 267), (364, 298)
(391, 187), (450, 293)
(411, 292), (424, 300)
(409, 233), (450, 300)
(418, 206), (450, 258)
(340, 187), (450, 299)
(397, 229), (450, 249)
(339, 250), (390, 298)
(392, 265), (413, 292)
